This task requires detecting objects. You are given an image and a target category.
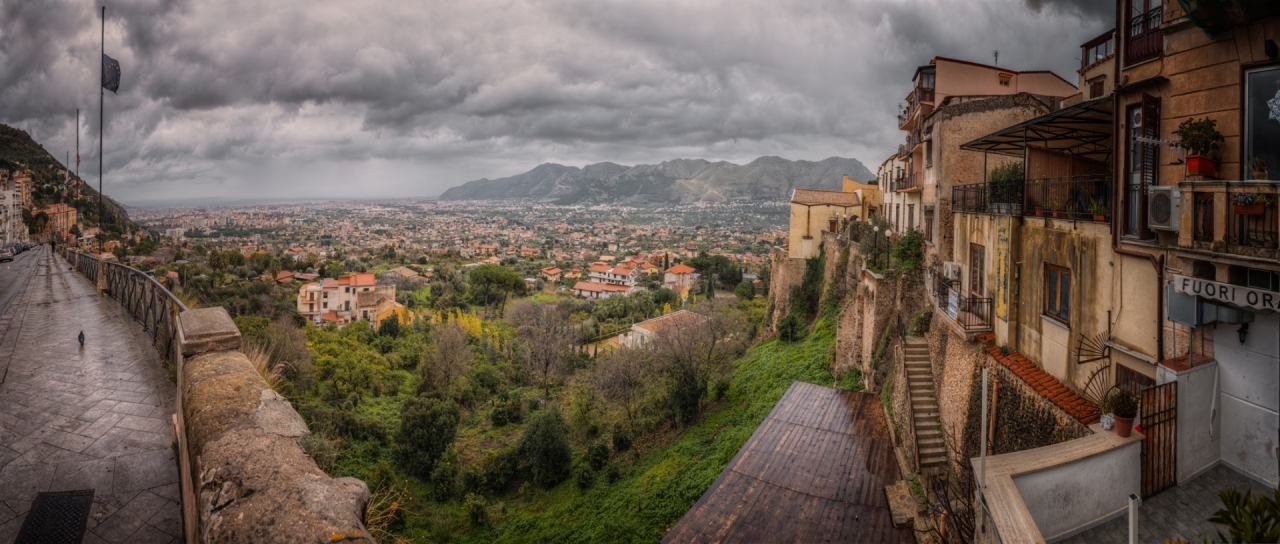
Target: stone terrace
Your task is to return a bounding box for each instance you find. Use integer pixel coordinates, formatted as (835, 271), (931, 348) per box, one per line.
(0, 247), (181, 543)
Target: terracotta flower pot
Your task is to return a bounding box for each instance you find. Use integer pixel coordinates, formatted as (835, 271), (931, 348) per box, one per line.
(1254, 171), (1268, 181)
(1114, 415), (1135, 437)
(1187, 155), (1218, 178)
(1093, 214), (1107, 222)
(1234, 203), (1265, 215)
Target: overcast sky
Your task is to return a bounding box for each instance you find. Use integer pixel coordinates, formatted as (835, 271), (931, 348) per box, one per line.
(0, 0), (1112, 207)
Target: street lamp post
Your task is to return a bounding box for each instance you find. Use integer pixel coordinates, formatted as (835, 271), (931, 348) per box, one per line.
(872, 226), (880, 270)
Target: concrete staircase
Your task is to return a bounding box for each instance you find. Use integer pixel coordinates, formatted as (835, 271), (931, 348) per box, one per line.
(904, 337), (946, 469)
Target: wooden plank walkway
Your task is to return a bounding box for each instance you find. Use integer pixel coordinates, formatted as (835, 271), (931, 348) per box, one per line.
(663, 381), (913, 543)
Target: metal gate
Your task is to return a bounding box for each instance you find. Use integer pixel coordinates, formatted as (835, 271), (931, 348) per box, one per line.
(1140, 382), (1177, 498)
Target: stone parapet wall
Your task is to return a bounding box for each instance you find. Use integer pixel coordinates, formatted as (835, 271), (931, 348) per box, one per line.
(179, 307), (371, 543)
(766, 246), (807, 329)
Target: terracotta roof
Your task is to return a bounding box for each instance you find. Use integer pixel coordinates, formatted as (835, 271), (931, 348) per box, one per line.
(791, 188), (861, 207)
(986, 347), (1101, 425)
(541, 267), (562, 274)
(572, 281), (631, 293)
(321, 310), (340, 323)
(667, 263), (696, 274)
(635, 310), (709, 335)
(589, 264), (611, 273)
(610, 266), (633, 276)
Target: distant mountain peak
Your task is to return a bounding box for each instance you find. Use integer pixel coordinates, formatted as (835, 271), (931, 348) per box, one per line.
(438, 155), (873, 203)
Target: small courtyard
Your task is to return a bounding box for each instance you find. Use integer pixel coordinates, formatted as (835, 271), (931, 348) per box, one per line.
(1061, 464), (1274, 544)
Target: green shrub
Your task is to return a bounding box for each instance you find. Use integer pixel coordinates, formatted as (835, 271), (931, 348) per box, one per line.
(1208, 488), (1280, 543)
(777, 313), (803, 342)
(490, 390), (522, 427)
(429, 447), (459, 501)
(610, 425), (632, 452)
(836, 368), (864, 392)
(377, 317), (401, 338)
(734, 281), (755, 300)
(517, 408), (573, 488)
(603, 463), (621, 484)
(909, 306), (932, 336)
(464, 493), (488, 526)
(667, 360), (706, 426)
(890, 228), (924, 272)
(585, 442), (610, 472)
(480, 446), (521, 493)
(395, 396), (460, 479)
(790, 251), (825, 319)
(575, 467), (596, 490)
(712, 375), (731, 400)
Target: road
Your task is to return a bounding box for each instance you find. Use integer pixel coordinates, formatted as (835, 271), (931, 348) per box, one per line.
(0, 245), (44, 320)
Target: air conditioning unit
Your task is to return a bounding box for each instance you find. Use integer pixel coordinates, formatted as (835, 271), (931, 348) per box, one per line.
(942, 262), (963, 281)
(1148, 186), (1181, 231)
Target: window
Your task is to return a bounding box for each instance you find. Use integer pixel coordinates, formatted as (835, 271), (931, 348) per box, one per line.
(1089, 79), (1104, 99)
(925, 140), (934, 168)
(907, 204), (915, 230)
(1116, 363), (1154, 392)
(924, 209), (934, 243)
(895, 204), (901, 231)
(1082, 36), (1114, 69)
(1045, 264), (1071, 322)
(1125, 97), (1159, 238)
(1125, 0), (1163, 65)
(1245, 64), (1280, 179)
(970, 244), (985, 295)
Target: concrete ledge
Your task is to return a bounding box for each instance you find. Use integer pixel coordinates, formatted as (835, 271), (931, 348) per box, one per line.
(181, 307), (242, 357)
(183, 331), (370, 542)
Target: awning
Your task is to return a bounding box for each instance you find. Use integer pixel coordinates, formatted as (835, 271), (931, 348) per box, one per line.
(959, 95), (1113, 163)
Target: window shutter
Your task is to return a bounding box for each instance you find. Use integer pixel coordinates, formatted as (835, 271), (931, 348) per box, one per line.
(1139, 94), (1161, 238)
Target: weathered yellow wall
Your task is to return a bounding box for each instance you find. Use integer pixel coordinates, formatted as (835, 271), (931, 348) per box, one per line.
(789, 203), (848, 258)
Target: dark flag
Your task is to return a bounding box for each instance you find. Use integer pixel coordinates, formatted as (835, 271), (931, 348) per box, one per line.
(101, 53), (121, 93)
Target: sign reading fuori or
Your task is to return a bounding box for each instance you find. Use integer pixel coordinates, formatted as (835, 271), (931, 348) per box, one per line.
(1171, 274), (1280, 312)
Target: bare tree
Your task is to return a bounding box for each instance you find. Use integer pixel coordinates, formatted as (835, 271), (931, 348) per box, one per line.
(590, 346), (653, 432)
(420, 323), (474, 395)
(651, 298), (750, 424)
(510, 301), (574, 398)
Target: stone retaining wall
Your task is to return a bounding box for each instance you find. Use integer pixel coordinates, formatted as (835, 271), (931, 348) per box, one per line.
(179, 307), (371, 542)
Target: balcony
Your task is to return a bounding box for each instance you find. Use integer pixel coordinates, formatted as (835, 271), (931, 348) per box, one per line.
(936, 278), (992, 332)
(892, 172), (921, 193)
(1181, 181), (1280, 260)
(950, 174), (1112, 222)
(1125, 9), (1162, 65)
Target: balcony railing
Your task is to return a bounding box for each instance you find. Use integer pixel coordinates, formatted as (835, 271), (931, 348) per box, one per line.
(1229, 201), (1278, 249)
(952, 180), (1025, 215)
(1025, 174), (1112, 221)
(939, 280), (993, 331)
(1125, 9), (1163, 65)
(893, 172), (921, 192)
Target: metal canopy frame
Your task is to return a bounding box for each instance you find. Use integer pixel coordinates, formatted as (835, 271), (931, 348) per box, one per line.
(959, 95), (1114, 162)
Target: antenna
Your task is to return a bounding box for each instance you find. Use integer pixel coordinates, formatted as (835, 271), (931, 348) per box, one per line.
(993, 50), (999, 66)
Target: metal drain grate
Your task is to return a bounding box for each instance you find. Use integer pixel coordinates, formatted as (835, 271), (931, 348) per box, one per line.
(14, 490), (94, 544)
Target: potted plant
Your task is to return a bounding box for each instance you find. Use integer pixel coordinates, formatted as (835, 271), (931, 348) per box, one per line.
(1233, 192), (1270, 215)
(1105, 387), (1140, 437)
(1089, 200), (1109, 222)
(1174, 118), (1224, 178)
(1252, 156), (1268, 180)
(1047, 199), (1062, 218)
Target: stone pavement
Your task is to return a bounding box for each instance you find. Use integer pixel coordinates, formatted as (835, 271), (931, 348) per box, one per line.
(1061, 463), (1275, 544)
(0, 247), (181, 543)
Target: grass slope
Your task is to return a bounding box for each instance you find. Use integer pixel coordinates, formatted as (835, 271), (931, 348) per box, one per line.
(459, 318), (836, 543)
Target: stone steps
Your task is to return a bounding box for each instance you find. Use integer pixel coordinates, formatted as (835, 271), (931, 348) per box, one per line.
(903, 338), (948, 470)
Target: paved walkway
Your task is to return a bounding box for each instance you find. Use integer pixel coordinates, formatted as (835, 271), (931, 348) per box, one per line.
(0, 246), (181, 543)
(1061, 464), (1275, 544)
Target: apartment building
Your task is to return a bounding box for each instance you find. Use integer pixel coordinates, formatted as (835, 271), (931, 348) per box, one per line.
(296, 273), (408, 328)
(571, 261), (642, 299)
(881, 57), (1079, 265)
(0, 169), (30, 245)
(43, 203), (77, 235)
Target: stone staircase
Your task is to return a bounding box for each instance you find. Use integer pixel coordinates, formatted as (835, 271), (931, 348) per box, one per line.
(904, 337), (946, 469)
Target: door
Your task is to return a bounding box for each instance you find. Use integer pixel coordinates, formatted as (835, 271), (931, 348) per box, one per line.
(1140, 382), (1177, 498)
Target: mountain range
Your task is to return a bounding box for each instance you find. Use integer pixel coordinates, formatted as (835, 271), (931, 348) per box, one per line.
(438, 156), (874, 203)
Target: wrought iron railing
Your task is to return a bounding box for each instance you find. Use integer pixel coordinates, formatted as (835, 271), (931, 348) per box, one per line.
(1125, 9), (1163, 65)
(939, 279), (993, 332)
(60, 248), (188, 363)
(1025, 174), (1112, 221)
(1229, 201), (1278, 249)
(952, 181), (1025, 215)
(934, 272), (955, 301)
(893, 172), (921, 192)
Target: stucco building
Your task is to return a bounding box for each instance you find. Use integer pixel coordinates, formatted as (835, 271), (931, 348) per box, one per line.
(787, 176), (881, 258)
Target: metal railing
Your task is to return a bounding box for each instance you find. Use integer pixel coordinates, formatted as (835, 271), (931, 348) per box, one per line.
(952, 181), (1025, 215)
(1025, 174), (1112, 221)
(1229, 201), (1278, 249)
(61, 248), (188, 363)
(893, 172), (921, 192)
(1125, 9), (1163, 65)
(939, 279), (993, 332)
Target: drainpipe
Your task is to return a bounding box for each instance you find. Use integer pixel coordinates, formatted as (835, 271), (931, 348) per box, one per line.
(1110, 95), (1166, 360)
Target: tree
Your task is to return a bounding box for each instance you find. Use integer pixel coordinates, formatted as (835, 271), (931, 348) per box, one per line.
(396, 397), (461, 479)
(133, 237), (156, 256)
(652, 298), (749, 425)
(590, 347), (652, 432)
(734, 281), (755, 300)
(468, 264), (525, 316)
(420, 323), (473, 396)
(652, 288), (679, 307)
(510, 301), (573, 397)
(377, 315), (401, 338)
(517, 408), (573, 487)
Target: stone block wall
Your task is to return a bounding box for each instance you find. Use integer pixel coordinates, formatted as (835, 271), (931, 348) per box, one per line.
(766, 246), (807, 329)
(179, 307), (371, 542)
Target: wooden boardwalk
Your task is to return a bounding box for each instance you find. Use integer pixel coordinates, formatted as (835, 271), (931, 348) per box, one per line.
(663, 381), (913, 543)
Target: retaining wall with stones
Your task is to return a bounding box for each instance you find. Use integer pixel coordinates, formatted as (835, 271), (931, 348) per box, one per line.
(179, 307), (371, 543)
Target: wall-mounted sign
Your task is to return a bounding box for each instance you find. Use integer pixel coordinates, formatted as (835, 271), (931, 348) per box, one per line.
(1171, 274), (1280, 312)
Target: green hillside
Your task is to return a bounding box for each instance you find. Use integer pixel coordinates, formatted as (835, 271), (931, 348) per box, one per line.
(0, 123), (132, 235)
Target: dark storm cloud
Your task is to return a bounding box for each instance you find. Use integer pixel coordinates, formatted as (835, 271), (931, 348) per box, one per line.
(0, 0), (1112, 205)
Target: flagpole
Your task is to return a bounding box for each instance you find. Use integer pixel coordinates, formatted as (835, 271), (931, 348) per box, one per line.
(76, 108), (79, 178)
(99, 6), (104, 251)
